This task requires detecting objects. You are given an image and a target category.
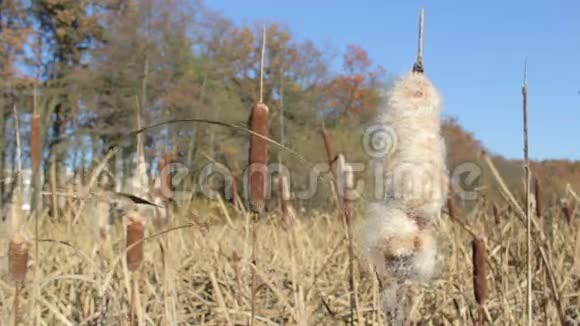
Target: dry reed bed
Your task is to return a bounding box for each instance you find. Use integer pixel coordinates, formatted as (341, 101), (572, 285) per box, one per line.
(0, 200), (579, 325)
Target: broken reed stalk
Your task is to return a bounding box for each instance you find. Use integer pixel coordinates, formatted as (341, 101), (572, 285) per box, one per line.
(447, 192), (456, 220)
(232, 251), (242, 305)
(126, 212), (144, 325)
(9, 234), (29, 325)
(472, 237), (488, 326)
(534, 178), (543, 217)
(159, 152), (175, 198)
(230, 172), (242, 211)
(522, 62), (532, 326)
(279, 175), (295, 224)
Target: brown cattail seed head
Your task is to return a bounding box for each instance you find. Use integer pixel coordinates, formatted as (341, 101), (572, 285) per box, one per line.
(8, 234), (29, 284)
(126, 212), (145, 272)
(472, 237), (488, 305)
(492, 204), (500, 225)
(248, 102), (270, 213)
(561, 199), (572, 225)
(534, 178), (543, 217)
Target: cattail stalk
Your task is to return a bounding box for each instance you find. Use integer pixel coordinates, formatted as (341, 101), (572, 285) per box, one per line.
(522, 62), (532, 326)
(248, 25), (270, 214)
(31, 114), (42, 220)
(30, 113), (42, 326)
(126, 212), (144, 325)
(250, 222), (257, 326)
(472, 237), (488, 326)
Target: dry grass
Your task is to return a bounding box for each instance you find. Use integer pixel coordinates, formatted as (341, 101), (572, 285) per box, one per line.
(0, 197), (579, 325)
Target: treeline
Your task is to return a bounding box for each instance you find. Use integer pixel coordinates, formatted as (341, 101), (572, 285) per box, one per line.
(0, 0), (387, 212)
(0, 0), (576, 214)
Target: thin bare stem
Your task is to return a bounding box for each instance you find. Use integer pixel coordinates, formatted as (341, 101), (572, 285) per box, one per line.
(417, 8), (424, 61)
(250, 221), (257, 326)
(522, 60), (533, 326)
(259, 25), (266, 104)
(130, 279), (137, 325)
(413, 8), (425, 73)
(14, 284), (20, 325)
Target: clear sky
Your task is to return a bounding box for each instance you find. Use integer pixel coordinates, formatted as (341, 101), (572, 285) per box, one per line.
(208, 0), (580, 160)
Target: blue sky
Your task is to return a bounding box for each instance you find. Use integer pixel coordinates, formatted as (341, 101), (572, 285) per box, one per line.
(208, 0), (580, 160)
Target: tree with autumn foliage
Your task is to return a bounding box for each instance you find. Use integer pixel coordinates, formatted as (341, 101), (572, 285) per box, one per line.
(0, 0), (31, 206)
(326, 44), (386, 124)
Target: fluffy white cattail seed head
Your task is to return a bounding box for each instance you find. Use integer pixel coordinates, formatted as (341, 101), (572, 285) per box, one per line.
(359, 202), (436, 281)
(359, 72), (445, 283)
(377, 72), (448, 219)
